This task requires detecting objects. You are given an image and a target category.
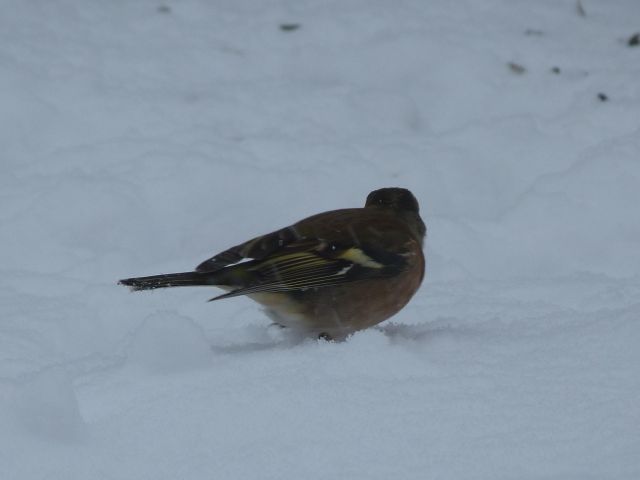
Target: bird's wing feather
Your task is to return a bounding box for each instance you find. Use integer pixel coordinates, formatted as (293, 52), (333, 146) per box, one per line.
(207, 243), (409, 301)
(194, 208), (364, 273)
(195, 226), (301, 272)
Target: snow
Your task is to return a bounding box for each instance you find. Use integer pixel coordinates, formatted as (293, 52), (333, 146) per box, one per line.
(1, 0), (639, 478)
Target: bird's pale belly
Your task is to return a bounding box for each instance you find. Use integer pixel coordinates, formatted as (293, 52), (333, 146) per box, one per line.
(249, 265), (422, 340)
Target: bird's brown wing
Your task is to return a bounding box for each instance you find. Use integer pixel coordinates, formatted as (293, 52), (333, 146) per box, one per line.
(195, 208), (361, 273)
(207, 242), (410, 301)
(195, 225), (301, 272)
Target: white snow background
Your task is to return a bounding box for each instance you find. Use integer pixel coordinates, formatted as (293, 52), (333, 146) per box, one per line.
(1, 0), (639, 478)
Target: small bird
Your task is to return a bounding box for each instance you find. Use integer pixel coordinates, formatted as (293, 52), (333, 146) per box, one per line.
(119, 187), (426, 340)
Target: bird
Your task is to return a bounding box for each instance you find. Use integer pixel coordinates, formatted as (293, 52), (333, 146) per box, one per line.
(119, 187), (426, 340)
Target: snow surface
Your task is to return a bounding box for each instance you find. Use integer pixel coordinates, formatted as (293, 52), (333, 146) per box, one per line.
(1, 0), (640, 478)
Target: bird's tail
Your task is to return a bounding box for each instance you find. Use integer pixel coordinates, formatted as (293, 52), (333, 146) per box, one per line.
(119, 271), (217, 291)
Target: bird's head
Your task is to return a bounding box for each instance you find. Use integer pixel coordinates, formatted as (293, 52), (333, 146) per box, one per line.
(365, 188), (426, 242)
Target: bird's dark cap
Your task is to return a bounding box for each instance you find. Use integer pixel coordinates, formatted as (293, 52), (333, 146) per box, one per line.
(365, 188), (420, 213)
